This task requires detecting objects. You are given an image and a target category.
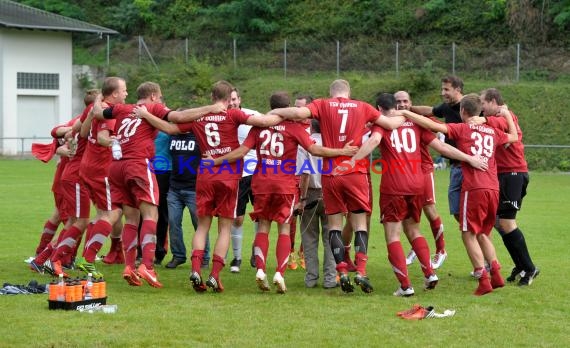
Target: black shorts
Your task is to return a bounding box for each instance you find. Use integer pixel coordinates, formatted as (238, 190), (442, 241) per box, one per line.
(497, 172), (529, 219)
(236, 175), (254, 216)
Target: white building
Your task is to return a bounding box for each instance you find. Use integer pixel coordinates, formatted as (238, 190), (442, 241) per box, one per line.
(0, 0), (117, 155)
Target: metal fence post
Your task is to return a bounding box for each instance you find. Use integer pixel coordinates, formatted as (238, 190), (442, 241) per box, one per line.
(138, 35), (142, 65)
(284, 39), (287, 79)
(516, 43), (520, 82)
(233, 38), (237, 69)
(185, 38), (189, 64)
(396, 41), (399, 78)
(336, 40), (340, 77)
(106, 35), (110, 67)
(452, 42), (456, 75)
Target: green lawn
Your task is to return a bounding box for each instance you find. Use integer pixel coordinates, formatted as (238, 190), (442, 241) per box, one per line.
(0, 159), (568, 347)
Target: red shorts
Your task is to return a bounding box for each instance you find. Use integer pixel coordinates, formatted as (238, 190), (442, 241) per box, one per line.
(81, 174), (113, 211)
(380, 193), (422, 223)
(322, 173), (371, 215)
(422, 171), (436, 206)
(459, 189), (499, 235)
(60, 179), (91, 219)
(109, 159), (159, 209)
(53, 188), (68, 221)
(196, 178), (239, 219)
(250, 193), (296, 224)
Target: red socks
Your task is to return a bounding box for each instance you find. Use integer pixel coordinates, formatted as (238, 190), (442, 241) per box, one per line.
(51, 225), (82, 262)
(411, 236), (434, 277)
(34, 243), (54, 265)
(191, 250), (205, 274)
(254, 232), (269, 272)
(36, 220), (59, 254)
(83, 220), (112, 262)
(276, 234), (291, 275)
(490, 260), (505, 289)
(429, 217), (445, 253)
(122, 223), (139, 268)
(355, 252), (368, 276)
(387, 241), (410, 289)
(140, 219), (157, 268)
(211, 254), (225, 278)
(474, 268), (493, 296)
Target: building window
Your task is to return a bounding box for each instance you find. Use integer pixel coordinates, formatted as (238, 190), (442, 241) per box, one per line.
(17, 72), (59, 90)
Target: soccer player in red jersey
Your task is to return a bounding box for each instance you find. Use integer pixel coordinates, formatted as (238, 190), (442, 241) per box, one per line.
(394, 90), (448, 269)
(476, 88), (539, 286)
(269, 79), (406, 293)
(353, 93), (487, 296)
(94, 81), (223, 288)
(208, 91), (358, 293)
(399, 93), (518, 295)
(132, 80), (281, 292)
(47, 90), (102, 276)
(28, 119), (78, 274)
(75, 77), (128, 276)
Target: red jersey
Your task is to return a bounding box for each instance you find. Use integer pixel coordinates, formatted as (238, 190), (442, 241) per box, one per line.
(485, 112), (528, 173)
(243, 121), (315, 195)
(104, 103), (171, 160)
(420, 144), (434, 173)
(50, 118), (76, 192)
(373, 122), (436, 195)
(81, 117), (116, 174)
(177, 109), (250, 181)
(307, 97), (380, 175)
(447, 123), (509, 191)
(61, 109), (90, 182)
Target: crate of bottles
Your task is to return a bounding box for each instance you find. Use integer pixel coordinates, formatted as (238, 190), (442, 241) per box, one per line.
(47, 273), (107, 311)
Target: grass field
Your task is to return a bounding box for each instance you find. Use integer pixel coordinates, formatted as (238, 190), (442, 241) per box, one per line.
(0, 159), (568, 347)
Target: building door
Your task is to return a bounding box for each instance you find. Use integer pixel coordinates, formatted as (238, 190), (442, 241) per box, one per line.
(17, 95), (58, 153)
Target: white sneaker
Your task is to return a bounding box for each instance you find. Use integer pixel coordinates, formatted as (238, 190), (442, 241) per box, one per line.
(424, 274), (439, 290)
(255, 269), (270, 291)
(431, 251), (447, 270)
(393, 286), (415, 297)
(24, 256), (34, 264)
(405, 250), (416, 265)
(273, 272), (287, 294)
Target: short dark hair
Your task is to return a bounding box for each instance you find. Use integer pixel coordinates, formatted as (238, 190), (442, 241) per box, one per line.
(101, 77), (124, 98)
(84, 89), (100, 106)
(481, 88), (504, 105)
(375, 93), (396, 112)
(311, 119), (321, 133)
(211, 80), (234, 102)
(270, 91), (290, 109)
(460, 93), (482, 117)
(295, 94), (314, 104)
(136, 81), (161, 99)
(442, 75), (464, 92)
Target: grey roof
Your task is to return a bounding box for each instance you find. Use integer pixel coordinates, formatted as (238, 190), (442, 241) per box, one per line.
(0, 0), (118, 35)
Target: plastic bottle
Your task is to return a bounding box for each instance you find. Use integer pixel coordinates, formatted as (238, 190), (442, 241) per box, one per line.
(74, 280), (82, 302)
(111, 139), (122, 160)
(78, 304), (117, 314)
(48, 280), (58, 301)
(100, 278), (106, 299)
(84, 273), (93, 300)
(65, 281), (75, 302)
(56, 274), (65, 302)
(92, 278), (101, 299)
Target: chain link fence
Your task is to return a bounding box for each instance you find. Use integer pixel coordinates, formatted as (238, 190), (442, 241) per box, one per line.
(79, 35), (570, 81)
